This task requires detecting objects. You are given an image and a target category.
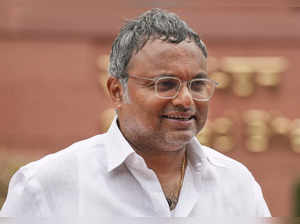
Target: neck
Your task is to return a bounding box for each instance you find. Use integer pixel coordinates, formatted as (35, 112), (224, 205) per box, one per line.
(132, 143), (187, 175)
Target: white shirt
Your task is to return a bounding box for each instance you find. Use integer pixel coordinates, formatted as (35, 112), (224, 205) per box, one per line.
(0, 118), (271, 217)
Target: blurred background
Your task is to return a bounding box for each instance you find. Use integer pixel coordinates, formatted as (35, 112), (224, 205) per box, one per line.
(1, 0), (300, 216)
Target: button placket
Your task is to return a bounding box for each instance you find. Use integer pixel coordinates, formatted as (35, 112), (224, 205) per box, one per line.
(126, 154), (170, 216)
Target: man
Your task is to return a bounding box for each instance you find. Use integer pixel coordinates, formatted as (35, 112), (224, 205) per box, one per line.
(0, 8), (271, 217)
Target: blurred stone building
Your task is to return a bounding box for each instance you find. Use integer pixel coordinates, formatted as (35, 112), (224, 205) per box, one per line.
(1, 0), (300, 216)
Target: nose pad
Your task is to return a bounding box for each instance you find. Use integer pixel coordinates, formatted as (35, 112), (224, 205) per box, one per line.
(172, 83), (193, 107)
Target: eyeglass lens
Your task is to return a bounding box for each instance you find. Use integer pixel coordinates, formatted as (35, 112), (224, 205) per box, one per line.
(156, 78), (214, 100)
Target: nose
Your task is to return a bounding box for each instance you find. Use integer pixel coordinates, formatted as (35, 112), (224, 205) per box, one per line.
(172, 82), (193, 108)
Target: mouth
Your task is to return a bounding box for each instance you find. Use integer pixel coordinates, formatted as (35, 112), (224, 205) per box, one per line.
(161, 114), (196, 121)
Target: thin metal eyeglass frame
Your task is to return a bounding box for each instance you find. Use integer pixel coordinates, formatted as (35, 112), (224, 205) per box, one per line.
(125, 73), (218, 101)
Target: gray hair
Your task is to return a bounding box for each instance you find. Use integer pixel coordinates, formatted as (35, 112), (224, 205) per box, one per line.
(108, 8), (207, 82)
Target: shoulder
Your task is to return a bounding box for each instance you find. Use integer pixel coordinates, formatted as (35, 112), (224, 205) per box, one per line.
(1, 134), (108, 216)
(15, 133), (108, 187)
(202, 145), (251, 171)
(201, 145), (255, 181)
(199, 145), (271, 217)
(200, 145), (256, 196)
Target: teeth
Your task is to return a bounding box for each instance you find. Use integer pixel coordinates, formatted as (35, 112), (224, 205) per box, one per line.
(165, 115), (192, 120)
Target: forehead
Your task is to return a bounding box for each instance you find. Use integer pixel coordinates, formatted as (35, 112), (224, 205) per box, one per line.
(127, 39), (207, 77)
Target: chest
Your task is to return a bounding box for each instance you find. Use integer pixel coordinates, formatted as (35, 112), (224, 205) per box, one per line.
(75, 164), (256, 217)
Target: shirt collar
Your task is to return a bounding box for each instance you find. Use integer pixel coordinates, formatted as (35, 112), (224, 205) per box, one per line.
(187, 137), (230, 170)
(186, 137), (209, 172)
(105, 117), (135, 172)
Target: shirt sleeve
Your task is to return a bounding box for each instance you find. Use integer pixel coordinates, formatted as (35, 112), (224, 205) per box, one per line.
(254, 180), (271, 217)
(0, 167), (50, 217)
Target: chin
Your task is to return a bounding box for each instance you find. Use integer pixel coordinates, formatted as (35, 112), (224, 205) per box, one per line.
(165, 130), (195, 146)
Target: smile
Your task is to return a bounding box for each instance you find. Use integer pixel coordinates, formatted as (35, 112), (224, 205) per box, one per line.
(161, 115), (196, 121)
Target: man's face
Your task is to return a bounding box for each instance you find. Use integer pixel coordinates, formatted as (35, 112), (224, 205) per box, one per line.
(117, 39), (209, 152)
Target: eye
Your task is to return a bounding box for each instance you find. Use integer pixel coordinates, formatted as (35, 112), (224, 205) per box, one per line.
(190, 79), (207, 92)
(157, 78), (179, 92)
(144, 81), (155, 89)
(145, 81), (154, 86)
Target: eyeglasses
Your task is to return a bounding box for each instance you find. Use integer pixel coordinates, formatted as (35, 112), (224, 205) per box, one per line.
(127, 74), (217, 101)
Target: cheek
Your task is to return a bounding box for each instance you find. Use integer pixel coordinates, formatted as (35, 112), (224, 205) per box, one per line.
(133, 88), (164, 111)
(138, 100), (166, 125)
(141, 104), (173, 132)
(128, 86), (171, 126)
(195, 103), (209, 127)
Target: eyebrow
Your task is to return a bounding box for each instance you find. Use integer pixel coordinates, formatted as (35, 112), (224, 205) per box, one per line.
(193, 72), (209, 79)
(157, 72), (208, 79)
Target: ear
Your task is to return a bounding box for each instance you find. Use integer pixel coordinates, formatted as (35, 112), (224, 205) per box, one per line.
(106, 77), (123, 108)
